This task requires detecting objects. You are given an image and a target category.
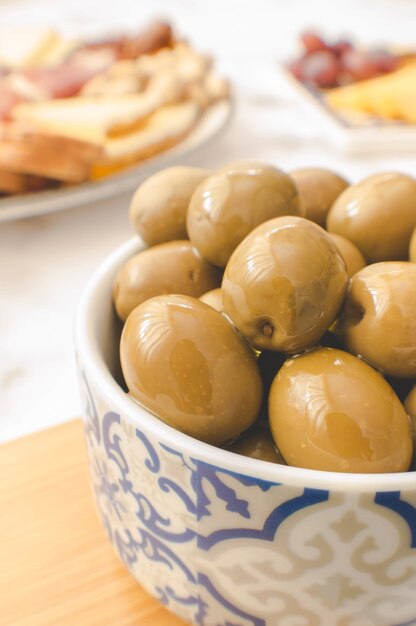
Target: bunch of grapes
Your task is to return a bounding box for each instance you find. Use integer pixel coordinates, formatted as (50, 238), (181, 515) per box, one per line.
(288, 30), (398, 89)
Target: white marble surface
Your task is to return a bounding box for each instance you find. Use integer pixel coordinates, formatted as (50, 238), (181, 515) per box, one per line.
(1, 0), (416, 442)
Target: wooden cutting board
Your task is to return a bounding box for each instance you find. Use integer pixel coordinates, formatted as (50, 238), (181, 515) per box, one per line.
(0, 419), (188, 626)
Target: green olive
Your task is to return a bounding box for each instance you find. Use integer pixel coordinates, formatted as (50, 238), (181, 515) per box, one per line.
(404, 385), (416, 421)
(199, 288), (223, 312)
(222, 216), (348, 352)
(269, 348), (413, 473)
(227, 423), (286, 464)
(120, 295), (263, 445)
(328, 233), (366, 278)
(290, 167), (349, 227)
(335, 262), (416, 378)
(187, 163), (302, 267)
(113, 241), (221, 322)
(327, 172), (416, 263)
(409, 227), (416, 262)
(129, 166), (210, 246)
(404, 386), (416, 470)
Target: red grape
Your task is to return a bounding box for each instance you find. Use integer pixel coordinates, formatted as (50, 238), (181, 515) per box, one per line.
(299, 50), (340, 88)
(341, 49), (397, 81)
(331, 39), (353, 58)
(290, 30), (400, 89)
(300, 30), (328, 55)
(366, 49), (398, 72)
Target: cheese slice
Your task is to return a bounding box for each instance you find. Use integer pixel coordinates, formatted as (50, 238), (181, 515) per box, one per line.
(326, 61), (416, 123)
(12, 91), (166, 143)
(91, 101), (200, 178)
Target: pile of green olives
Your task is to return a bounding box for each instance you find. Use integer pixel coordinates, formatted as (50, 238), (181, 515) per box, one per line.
(113, 163), (416, 474)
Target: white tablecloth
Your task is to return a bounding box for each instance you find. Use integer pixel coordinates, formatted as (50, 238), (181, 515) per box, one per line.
(1, 0), (416, 441)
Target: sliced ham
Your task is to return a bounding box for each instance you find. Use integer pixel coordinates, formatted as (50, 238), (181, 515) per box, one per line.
(0, 86), (25, 120)
(78, 21), (173, 60)
(22, 51), (114, 99)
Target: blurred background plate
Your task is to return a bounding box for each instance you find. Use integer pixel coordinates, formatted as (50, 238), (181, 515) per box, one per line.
(0, 98), (233, 223)
(278, 65), (416, 154)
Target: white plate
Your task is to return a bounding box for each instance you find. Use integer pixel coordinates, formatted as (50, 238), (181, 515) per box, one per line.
(278, 65), (416, 154)
(0, 99), (233, 223)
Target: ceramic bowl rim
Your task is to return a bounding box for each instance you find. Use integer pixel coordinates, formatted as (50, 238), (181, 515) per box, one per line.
(75, 237), (416, 493)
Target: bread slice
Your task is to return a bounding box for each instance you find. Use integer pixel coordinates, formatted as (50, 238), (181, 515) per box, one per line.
(0, 122), (103, 158)
(0, 170), (27, 193)
(0, 170), (53, 194)
(91, 100), (200, 178)
(0, 123), (104, 182)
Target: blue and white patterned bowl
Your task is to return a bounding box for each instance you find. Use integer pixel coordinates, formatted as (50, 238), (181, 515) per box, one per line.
(75, 238), (416, 626)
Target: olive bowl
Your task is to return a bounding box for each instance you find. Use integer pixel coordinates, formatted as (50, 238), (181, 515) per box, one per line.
(75, 237), (416, 626)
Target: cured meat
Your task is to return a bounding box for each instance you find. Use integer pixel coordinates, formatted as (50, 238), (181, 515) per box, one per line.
(0, 86), (25, 120)
(22, 51), (114, 99)
(79, 20), (173, 60)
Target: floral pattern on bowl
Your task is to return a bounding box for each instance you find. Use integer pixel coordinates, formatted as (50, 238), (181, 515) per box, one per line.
(78, 367), (416, 626)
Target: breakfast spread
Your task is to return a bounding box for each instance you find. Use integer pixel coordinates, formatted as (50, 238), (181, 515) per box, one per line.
(287, 30), (416, 125)
(0, 22), (229, 196)
(110, 162), (416, 474)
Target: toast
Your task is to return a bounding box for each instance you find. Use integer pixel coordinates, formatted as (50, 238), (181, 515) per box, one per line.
(0, 170), (53, 194)
(0, 123), (104, 182)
